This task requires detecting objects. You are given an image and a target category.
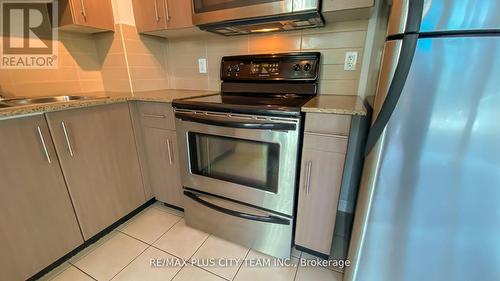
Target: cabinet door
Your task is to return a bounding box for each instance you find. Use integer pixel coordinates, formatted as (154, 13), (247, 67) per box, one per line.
(295, 147), (346, 255)
(322, 0), (374, 12)
(132, 0), (167, 33)
(46, 103), (146, 239)
(142, 128), (183, 207)
(165, 0), (193, 29)
(0, 115), (83, 281)
(72, 0), (114, 30)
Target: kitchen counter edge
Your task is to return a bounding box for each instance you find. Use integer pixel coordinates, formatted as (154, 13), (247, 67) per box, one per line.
(301, 95), (368, 116)
(0, 90), (218, 119)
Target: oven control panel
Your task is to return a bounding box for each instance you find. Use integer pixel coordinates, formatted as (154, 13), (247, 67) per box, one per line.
(221, 52), (320, 81)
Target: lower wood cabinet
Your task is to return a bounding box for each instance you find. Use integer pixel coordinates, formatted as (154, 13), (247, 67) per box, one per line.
(142, 127), (183, 207)
(130, 101), (183, 208)
(295, 113), (351, 255)
(46, 103), (146, 239)
(0, 115), (84, 281)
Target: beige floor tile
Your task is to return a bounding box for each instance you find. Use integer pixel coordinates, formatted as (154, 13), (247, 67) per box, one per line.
(295, 264), (343, 281)
(49, 265), (94, 281)
(73, 232), (148, 280)
(291, 247), (302, 258)
(112, 247), (183, 281)
(234, 250), (298, 281)
(68, 231), (119, 264)
(191, 235), (249, 280)
(172, 264), (225, 281)
(120, 207), (182, 244)
(152, 202), (185, 217)
(153, 219), (209, 260)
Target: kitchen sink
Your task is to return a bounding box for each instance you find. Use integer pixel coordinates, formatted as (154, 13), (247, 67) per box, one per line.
(2, 95), (108, 106)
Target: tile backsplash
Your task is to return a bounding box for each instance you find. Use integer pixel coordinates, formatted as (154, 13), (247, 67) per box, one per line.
(0, 31), (105, 98)
(0, 15), (368, 98)
(165, 20), (369, 96)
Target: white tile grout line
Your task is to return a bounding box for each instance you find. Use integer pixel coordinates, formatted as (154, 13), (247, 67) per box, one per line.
(150, 234), (231, 281)
(71, 263), (98, 281)
(108, 244), (151, 281)
(231, 248), (251, 281)
(183, 235), (233, 281)
(117, 213), (183, 246)
(61, 207), (312, 281)
(116, 224), (226, 281)
(150, 204), (185, 217)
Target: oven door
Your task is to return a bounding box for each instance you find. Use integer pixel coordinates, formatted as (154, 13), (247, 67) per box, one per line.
(192, 0), (293, 26)
(175, 109), (300, 216)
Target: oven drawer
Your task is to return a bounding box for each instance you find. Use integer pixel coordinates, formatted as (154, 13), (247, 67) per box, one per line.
(136, 102), (175, 130)
(183, 189), (293, 259)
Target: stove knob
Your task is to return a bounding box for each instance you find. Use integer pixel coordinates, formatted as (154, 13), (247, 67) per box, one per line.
(233, 65), (240, 72)
(226, 66), (233, 73)
(303, 63), (312, 71)
(293, 64), (301, 71)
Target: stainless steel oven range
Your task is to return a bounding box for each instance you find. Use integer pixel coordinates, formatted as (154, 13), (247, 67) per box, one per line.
(173, 52), (320, 258)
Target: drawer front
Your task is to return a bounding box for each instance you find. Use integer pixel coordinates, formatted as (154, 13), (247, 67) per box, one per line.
(136, 102), (175, 130)
(303, 133), (348, 154)
(183, 190), (293, 258)
(305, 113), (352, 136)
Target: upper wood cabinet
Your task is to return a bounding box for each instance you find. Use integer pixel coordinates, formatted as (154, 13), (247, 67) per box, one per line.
(46, 103), (146, 239)
(132, 0), (193, 33)
(322, 0), (375, 22)
(59, 0), (115, 32)
(0, 115), (83, 281)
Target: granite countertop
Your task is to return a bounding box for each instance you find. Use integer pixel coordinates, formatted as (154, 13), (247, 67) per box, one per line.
(0, 89), (218, 119)
(0, 90), (368, 119)
(301, 95), (368, 116)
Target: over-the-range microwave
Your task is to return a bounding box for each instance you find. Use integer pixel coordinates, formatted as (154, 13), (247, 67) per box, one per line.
(192, 0), (324, 36)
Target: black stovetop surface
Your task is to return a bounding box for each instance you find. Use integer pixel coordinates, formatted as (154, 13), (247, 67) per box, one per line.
(172, 93), (313, 117)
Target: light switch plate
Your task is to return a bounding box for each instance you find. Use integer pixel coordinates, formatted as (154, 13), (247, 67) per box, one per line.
(344, 51), (358, 71)
(198, 58), (207, 73)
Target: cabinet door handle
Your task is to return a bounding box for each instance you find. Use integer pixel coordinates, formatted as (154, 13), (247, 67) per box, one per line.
(80, 0), (87, 19)
(36, 126), (51, 163)
(164, 0), (170, 23)
(154, 0), (160, 21)
(166, 139), (173, 165)
(305, 160), (312, 194)
(143, 113), (166, 119)
(61, 121), (74, 157)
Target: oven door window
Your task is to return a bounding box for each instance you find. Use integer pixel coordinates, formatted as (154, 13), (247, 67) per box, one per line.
(188, 132), (280, 193)
(193, 0), (282, 13)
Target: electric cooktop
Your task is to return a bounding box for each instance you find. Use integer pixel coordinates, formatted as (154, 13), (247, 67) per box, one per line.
(173, 52), (321, 117)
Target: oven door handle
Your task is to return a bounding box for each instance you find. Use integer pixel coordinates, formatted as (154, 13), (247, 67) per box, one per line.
(184, 191), (290, 225)
(175, 112), (296, 131)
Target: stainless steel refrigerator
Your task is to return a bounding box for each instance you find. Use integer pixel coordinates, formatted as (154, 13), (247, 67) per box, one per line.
(346, 1), (500, 281)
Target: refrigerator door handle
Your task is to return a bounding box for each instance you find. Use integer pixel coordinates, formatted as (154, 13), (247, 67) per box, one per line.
(365, 33), (419, 156)
(405, 0), (424, 34)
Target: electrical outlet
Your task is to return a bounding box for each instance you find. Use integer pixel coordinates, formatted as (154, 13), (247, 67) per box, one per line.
(198, 58), (207, 73)
(344, 51), (358, 71)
